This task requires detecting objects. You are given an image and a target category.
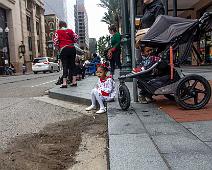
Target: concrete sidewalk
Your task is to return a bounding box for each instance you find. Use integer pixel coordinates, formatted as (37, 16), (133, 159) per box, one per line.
(48, 71), (212, 170)
(107, 83), (212, 169)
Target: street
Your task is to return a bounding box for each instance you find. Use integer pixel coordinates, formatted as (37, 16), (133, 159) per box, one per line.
(0, 72), (107, 170)
(0, 72), (60, 149)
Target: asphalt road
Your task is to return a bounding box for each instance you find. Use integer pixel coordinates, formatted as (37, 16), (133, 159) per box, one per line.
(0, 72), (81, 150)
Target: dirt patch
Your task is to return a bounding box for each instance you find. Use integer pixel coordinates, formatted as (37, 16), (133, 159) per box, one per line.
(0, 114), (107, 170)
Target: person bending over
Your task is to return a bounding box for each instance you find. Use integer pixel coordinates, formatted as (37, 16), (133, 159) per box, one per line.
(53, 21), (78, 88)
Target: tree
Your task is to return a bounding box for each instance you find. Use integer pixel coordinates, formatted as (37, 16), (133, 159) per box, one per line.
(98, 0), (121, 29)
(97, 35), (110, 57)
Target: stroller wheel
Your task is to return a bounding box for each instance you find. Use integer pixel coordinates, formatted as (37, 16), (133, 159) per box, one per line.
(118, 84), (131, 110)
(175, 75), (211, 110)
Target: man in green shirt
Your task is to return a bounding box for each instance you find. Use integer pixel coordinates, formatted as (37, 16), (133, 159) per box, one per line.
(108, 25), (122, 75)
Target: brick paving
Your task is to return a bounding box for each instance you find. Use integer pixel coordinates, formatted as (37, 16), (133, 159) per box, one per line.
(155, 81), (212, 123)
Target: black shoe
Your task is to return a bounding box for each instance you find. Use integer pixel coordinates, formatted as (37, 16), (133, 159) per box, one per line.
(60, 85), (67, 88)
(70, 83), (77, 87)
(55, 77), (62, 85)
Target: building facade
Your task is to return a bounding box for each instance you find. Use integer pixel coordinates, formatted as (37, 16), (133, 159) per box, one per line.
(75, 0), (89, 50)
(89, 38), (97, 54)
(44, 14), (59, 58)
(44, 0), (75, 30)
(176, 0), (212, 64)
(0, 0), (46, 73)
(134, 0), (212, 65)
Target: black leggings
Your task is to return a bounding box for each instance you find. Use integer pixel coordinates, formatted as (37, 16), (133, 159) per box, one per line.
(60, 47), (76, 78)
(110, 49), (121, 75)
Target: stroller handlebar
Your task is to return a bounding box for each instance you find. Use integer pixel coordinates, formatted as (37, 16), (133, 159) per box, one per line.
(199, 12), (212, 24)
(119, 60), (160, 80)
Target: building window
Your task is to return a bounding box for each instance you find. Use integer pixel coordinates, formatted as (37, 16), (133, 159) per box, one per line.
(36, 22), (40, 35)
(37, 40), (40, 53)
(30, 55), (33, 61)
(26, 16), (31, 32)
(49, 22), (54, 30)
(49, 32), (54, 39)
(28, 37), (32, 51)
(26, 0), (32, 10)
(36, 5), (40, 16)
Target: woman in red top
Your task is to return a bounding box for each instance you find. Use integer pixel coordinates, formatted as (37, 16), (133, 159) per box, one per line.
(53, 21), (79, 88)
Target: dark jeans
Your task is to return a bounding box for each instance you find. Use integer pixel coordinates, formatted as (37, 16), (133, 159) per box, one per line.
(110, 49), (121, 75)
(60, 47), (76, 78)
(137, 77), (153, 98)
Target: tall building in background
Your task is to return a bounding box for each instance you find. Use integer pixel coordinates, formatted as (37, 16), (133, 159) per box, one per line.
(44, 0), (75, 30)
(45, 14), (59, 58)
(66, 1), (76, 30)
(75, 0), (89, 50)
(89, 38), (97, 54)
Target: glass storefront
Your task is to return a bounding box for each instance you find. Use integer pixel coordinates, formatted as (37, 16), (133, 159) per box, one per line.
(0, 7), (6, 73)
(199, 5), (212, 64)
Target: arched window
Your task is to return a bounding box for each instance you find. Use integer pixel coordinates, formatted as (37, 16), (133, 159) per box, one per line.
(49, 22), (54, 30)
(49, 32), (54, 39)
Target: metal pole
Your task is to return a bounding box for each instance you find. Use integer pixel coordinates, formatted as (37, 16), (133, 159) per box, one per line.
(141, 0), (144, 15)
(164, 0), (168, 15)
(122, 0), (131, 64)
(5, 31), (10, 65)
(173, 0), (177, 17)
(130, 0), (138, 102)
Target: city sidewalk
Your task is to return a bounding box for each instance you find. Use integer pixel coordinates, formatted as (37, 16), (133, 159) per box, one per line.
(48, 68), (212, 170)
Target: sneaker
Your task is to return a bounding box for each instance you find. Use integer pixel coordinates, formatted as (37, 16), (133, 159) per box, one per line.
(96, 108), (106, 114)
(132, 67), (142, 74)
(85, 105), (96, 111)
(138, 95), (148, 104)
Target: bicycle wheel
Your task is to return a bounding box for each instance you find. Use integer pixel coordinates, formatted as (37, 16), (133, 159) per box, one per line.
(118, 84), (131, 110)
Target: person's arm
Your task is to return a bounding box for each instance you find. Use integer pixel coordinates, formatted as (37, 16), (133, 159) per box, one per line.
(111, 33), (121, 52)
(154, 5), (165, 18)
(68, 29), (79, 43)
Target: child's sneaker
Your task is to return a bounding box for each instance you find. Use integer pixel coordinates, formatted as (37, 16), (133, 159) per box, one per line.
(86, 105), (96, 111)
(132, 67), (141, 74)
(96, 108), (106, 114)
(138, 95), (148, 104)
(132, 67), (144, 74)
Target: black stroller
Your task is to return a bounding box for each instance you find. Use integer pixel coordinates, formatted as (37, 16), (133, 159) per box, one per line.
(118, 12), (212, 110)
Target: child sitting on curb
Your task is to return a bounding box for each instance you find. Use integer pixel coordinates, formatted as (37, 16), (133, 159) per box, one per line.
(86, 64), (116, 114)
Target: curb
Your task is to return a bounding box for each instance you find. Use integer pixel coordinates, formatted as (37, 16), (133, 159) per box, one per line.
(49, 89), (91, 106)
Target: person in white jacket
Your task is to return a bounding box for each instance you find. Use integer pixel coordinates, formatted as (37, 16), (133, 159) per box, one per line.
(86, 64), (116, 114)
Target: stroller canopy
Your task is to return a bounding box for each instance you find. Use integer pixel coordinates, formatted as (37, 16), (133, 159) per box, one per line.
(142, 15), (197, 45)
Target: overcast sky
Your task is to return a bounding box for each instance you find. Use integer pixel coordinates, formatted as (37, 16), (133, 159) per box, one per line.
(84, 0), (109, 41)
